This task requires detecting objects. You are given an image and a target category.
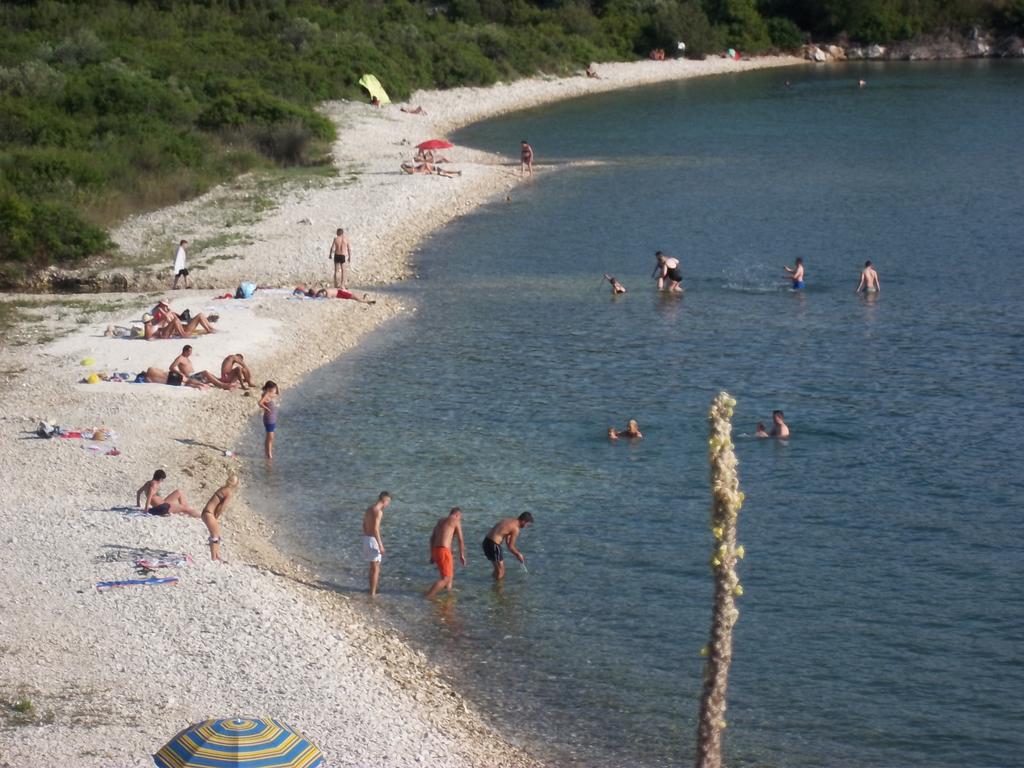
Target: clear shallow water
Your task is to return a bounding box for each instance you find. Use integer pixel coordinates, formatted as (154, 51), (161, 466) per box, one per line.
(253, 62), (1024, 767)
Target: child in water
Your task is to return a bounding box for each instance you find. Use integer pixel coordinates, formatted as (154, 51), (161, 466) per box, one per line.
(258, 380), (280, 459)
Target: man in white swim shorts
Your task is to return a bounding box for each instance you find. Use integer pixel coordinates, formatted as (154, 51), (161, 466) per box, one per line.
(361, 491), (391, 597)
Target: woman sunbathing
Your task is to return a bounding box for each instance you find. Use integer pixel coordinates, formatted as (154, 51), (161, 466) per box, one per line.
(143, 312), (216, 340)
(401, 161), (461, 178)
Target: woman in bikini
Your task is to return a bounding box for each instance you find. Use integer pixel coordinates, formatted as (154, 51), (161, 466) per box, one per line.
(201, 473), (239, 561)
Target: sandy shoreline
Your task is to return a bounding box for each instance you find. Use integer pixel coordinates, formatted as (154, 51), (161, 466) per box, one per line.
(0, 55), (802, 766)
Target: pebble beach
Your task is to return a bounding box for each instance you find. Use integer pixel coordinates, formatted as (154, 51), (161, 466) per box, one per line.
(0, 55), (803, 767)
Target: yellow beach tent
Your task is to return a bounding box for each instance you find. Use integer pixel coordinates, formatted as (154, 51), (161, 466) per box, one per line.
(358, 74), (390, 105)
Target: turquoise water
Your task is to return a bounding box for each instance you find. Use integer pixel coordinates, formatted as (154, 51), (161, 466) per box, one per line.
(254, 62), (1024, 767)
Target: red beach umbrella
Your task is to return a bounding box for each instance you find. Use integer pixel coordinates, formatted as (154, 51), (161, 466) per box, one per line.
(416, 139), (454, 150)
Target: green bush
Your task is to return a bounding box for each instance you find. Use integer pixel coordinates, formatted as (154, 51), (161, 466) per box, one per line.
(766, 16), (805, 49)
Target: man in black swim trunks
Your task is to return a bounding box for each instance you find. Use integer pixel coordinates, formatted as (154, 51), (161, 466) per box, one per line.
(135, 469), (198, 517)
(329, 227), (352, 289)
(482, 512), (533, 580)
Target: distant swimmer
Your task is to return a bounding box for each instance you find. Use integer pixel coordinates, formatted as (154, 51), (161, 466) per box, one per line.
(857, 260), (881, 294)
(653, 251), (684, 292)
(784, 257), (805, 290)
(770, 410), (790, 438)
(362, 491), (391, 597)
(482, 512), (534, 580)
(755, 422), (770, 438)
(603, 273), (627, 294)
(858, 78), (867, 88)
(610, 419), (643, 439)
(426, 507), (467, 599)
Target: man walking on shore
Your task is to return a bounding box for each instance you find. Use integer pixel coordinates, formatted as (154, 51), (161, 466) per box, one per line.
(857, 260), (881, 293)
(482, 512), (533, 580)
(426, 507), (466, 599)
(172, 239), (192, 289)
(362, 491), (391, 597)
(329, 227), (352, 289)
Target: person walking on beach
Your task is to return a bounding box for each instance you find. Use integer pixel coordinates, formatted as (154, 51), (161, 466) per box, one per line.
(857, 260), (881, 293)
(520, 140), (534, 176)
(362, 491), (391, 597)
(172, 239), (192, 289)
(770, 410), (790, 438)
(652, 251), (684, 292)
(482, 512), (533, 580)
(201, 472), (239, 561)
(784, 257), (805, 290)
(426, 507), (467, 599)
(136, 469), (198, 517)
(329, 228), (352, 289)
(258, 381), (280, 459)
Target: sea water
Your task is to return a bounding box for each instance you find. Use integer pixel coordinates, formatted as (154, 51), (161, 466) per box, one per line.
(252, 62), (1024, 767)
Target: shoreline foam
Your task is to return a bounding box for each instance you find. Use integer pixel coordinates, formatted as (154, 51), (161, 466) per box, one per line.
(0, 55), (803, 766)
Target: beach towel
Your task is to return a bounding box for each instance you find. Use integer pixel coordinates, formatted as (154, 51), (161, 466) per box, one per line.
(95, 576), (179, 591)
(135, 554), (192, 571)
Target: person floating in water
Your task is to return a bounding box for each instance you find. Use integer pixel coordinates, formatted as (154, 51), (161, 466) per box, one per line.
(652, 251), (684, 292)
(482, 512), (533, 580)
(857, 260), (880, 294)
(603, 273), (626, 294)
(755, 422), (770, 438)
(770, 410), (790, 438)
(609, 419), (643, 439)
(784, 257), (805, 290)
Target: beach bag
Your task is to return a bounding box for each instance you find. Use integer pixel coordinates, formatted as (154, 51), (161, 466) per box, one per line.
(179, 309), (192, 323)
(235, 282), (257, 299)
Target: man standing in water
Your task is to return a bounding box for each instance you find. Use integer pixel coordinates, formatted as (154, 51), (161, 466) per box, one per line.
(784, 257), (805, 290)
(857, 260), (881, 293)
(520, 140), (534, 176)
(426, 507), (466, 599)
(329, 227), (352, 289)
(482, 512), (533, 580)
(362, 491), (391, 597)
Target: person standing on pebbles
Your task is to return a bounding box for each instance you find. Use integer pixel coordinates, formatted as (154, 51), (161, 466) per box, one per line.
(202, 472), (239, 561)
(329, 227), (352, 289)
(172, 239), (192, 289)
(258, 381), (280, 459)
(362, 491), (391, 597)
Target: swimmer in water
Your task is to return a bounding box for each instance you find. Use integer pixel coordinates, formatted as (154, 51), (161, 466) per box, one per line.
(769, 410), (790, 438)
(784, 257), (805, 290)
(611, 419), (643, 439)
(857, 260), (880, 294)
(603, 273), (626, 294)
(755, 422), (770, 438)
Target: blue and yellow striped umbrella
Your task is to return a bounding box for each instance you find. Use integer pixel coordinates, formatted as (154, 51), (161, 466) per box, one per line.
(154, 717), (324, 768)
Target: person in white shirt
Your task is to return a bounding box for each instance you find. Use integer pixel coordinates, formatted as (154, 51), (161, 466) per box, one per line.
(172, 239), (192, 289)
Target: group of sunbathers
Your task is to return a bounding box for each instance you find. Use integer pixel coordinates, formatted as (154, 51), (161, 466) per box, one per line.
(144, 347), (252, 391)
(142, 299), (218, 340)
(401, 148), (461, 178)
(136, 469), (239, 561)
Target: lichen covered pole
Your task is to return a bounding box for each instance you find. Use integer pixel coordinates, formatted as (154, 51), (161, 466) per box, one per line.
(695, 392), (747, 768)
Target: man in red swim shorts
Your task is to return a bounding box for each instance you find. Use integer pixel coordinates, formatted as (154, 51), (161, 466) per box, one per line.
(426, 507), (466, 599)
